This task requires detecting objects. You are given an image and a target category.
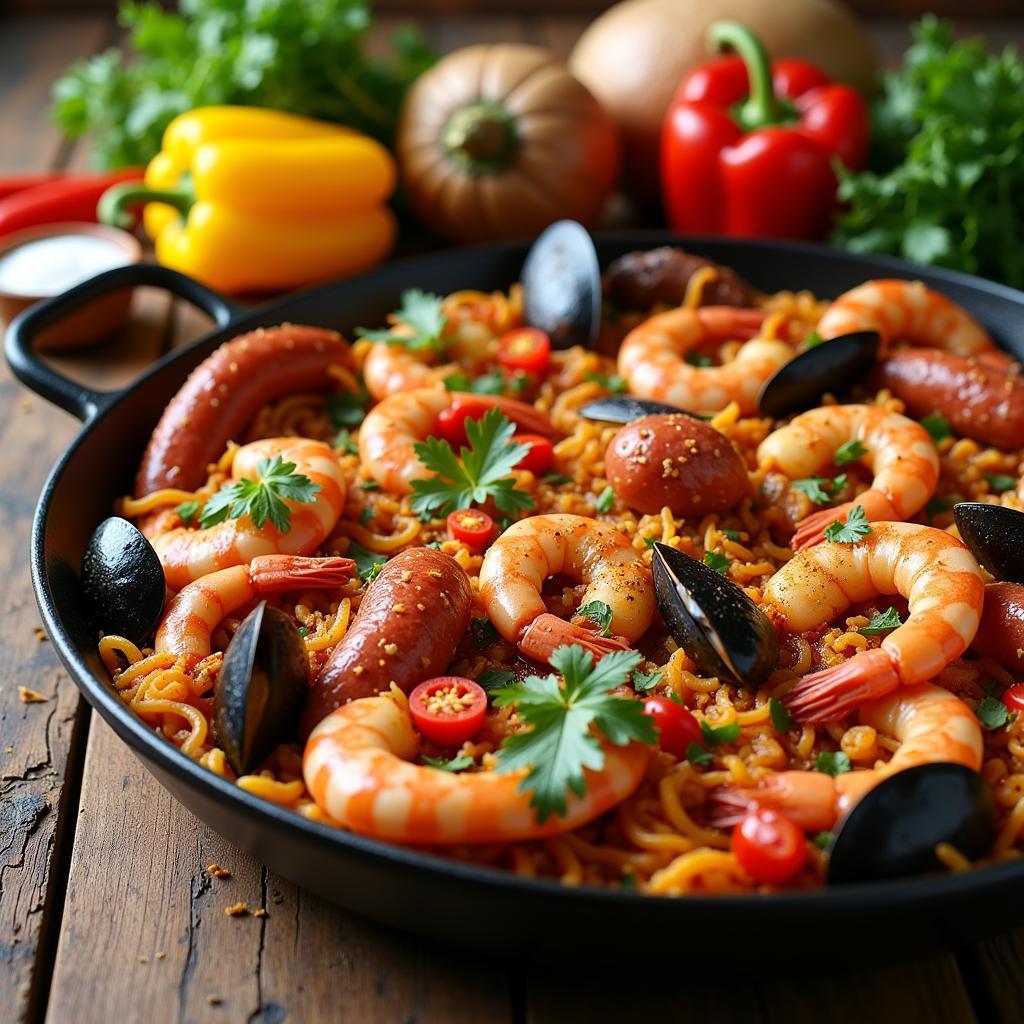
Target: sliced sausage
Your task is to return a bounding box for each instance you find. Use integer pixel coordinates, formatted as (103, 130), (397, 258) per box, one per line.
(135, 324), (353, 496)
(973, 582), (1024, 672)
(299, 547), (472, 737)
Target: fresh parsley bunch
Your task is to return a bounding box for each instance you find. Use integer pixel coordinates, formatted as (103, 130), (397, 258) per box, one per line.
(52, 0), (436, 167)
(200, 454), (319, 533)
(357, 290), (447, 353)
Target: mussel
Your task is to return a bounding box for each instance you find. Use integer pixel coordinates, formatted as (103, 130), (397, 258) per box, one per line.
(826, 763), (995, 885)
(652, 542), (778, 688)
(522, 220), (601, 349)
(81, 516), (166, 646)
(579, 395), (696, 424)
(953, 502), (1024, 584)
(215, 601), (309, 775)
(757, 331), (880, 419)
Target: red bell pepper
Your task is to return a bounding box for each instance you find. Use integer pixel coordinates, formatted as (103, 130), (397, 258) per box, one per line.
(0, 169), (143, 238)
(0, 173), (66, 202)
(661, 22), (869, 241)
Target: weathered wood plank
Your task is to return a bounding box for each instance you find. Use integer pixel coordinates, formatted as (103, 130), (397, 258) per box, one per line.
(958, 931), (1024, 1024)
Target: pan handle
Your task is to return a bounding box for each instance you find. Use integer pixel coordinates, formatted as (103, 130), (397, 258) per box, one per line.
(4, 263), (239, 423)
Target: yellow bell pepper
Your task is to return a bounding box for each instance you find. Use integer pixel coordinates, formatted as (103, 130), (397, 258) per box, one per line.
(101, 106), (396, 293)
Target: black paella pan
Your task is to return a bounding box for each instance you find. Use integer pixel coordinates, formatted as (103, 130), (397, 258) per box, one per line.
(7, 234), (1024, 969)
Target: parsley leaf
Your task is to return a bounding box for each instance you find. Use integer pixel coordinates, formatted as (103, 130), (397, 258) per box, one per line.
(805, 331), (824, 349)
(700, 720), (740, 746)
(925, 495), (956, 519)
(984, 473), (1016, 493)
(327, 386), (369, 429)
(543, 472), (572, 486)
(334, 429), (358, 456)
(834, 439), (868, 466)
(471, 617), (500, 650)
(813, 830), (834, 850)
(349, 541), (387, 582)
(176, 500), (200, 526)
(977, 695), (1011, 731)
(585, 372), (628, 393)
(422, 753), (474, 772)
(686, 741), (712, 767)
(361, 480), (381, 491)
(357, 289), (447, 352)
(595, 486), (615, 513)
(815, 751), (852, 776)
(410, 408), (535, 519)
(792, 474), (847, 505)
(824, 505), (873, 544)
(478, 668), (517, 692)
(576, 600), (613, 637)
(722, 529), (742, 542)
(703, 551), (731, 575)
(358, 506), (374, 526)
(443, 370), (506, 395)
(631, 668), (663, 694)
(492, 646), (656, 821)
(861, 607), (903, 635)
(920, 412), (951, 442)
(685, 352), (714, 367)
(769, 698), (792, 734)
(200, 455), (319, 533)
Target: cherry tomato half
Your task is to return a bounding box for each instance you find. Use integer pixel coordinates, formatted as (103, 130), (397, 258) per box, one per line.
(512, 434), (554, 475)
(642, 696), (702, 758)
(498, 328), (552, 374)
(732, 807), (808, 885)
(1003, 684), (1024, 715)
(447, 509), (495, 551)
(409, 677), (488, 747)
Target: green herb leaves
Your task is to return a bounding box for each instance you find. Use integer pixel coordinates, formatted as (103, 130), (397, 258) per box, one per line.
(492, 646), (657, 822)
(977, 695), (1011, 731)
(358, 289), (447, 352)
(860, 607), (903, 635)
(410, 408), (535, 519)
(834, 439), (868, 466)
(815, 751), (852, 777)
(824, 505), (873, 544)
(349, 541), (386, 583)
(792, 474), (847, 505)
(769, 698), (792, 734)
(984, 473), (1016, 493)
(422, 753), (474, 772)
(576, 600), (613, 637)
(920, 412), (951, 442)
(200, 455), (319, 533)
(703, 551), (731, 575)
(595, 486), (615, 514)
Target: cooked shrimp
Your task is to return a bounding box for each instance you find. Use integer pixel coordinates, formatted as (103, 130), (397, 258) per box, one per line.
(478, 514), (655, 662)
(763, 522), (985, 722)
(617, 306), (793, 414)
(303, 687), (649, 844)
(816, 280), (994, 356)
(362, 342), (456, 401)
(149, 438), (347, 590)
(757, 405), (940, 549)
(710, 683), (983, 831)
(358, 387), (552, 494)
(155, 554), (355, 669)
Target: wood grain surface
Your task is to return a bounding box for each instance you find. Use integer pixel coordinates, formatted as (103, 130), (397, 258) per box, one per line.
(1, 11), (1023, 1024)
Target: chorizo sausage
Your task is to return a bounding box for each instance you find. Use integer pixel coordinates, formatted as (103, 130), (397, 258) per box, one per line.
(603, 247), (755, 310)
(972, 582), (1024, 672)
(877, 349), (1024, 450)
(300, 546), (472, 737)
(135, 324), (353, 496)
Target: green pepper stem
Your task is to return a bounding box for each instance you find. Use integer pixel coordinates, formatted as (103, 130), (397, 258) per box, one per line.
(98, 182), (194, 230)
(708, 21), (795, 131)
(441, 102), (519, 176)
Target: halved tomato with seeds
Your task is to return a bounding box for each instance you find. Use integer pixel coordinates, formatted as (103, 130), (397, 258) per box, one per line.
(409, 677), (488, 747)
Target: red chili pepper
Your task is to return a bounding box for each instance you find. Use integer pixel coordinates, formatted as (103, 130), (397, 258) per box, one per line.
(497, 328), (551, 374)
(661, 21), (868, 241)
(0, 173), (66, 202)
(0, 168), (143, 237)
(447, 509), (496, 551)
(409, 677), (488, 747)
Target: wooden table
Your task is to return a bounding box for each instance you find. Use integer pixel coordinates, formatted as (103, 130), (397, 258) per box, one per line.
(3, 11), (1024, 1023)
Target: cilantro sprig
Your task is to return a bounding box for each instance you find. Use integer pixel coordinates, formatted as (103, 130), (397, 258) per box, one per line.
(492, 646), (657, 822)
(200, 455), (320, 533)
(410, 408), (535, 518)
(357, 289), (447, 352)
(834, 439), (868, 466)
(824, 505), (873, 544)
(792, 474), (848, 505)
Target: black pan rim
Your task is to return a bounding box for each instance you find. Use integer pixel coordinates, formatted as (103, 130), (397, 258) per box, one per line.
(27, 232), (1024, 919)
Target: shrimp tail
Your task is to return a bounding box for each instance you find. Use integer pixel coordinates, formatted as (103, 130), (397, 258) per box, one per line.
(709, 772), (838, 832)
(783, 647), (900, 723)
(706, 785), (755, 828)
(520, 613), (633, 663)
(250, 555), (356, 592)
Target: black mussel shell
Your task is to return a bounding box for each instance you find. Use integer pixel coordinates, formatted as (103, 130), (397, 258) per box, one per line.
(827, 763), (995, 885)
(757, 331), (880, 419)
(579, 395), (698, 424)
(81, 516), (165, 645)
(652, 542), (778, 688)
(522, 220), (601, 350)
(215, 601), (309, 775)
(954, 502), (1024, 584)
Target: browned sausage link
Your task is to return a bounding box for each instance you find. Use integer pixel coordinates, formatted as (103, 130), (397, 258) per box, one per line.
(299, 547), (473, 737)
(973, 582), (1024, 672)
(135, 324), (354, 496)
(603, 247), (756, 311)
(877, 349), (1024, 450)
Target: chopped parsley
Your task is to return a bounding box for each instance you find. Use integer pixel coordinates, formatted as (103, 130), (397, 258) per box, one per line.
(815, 751), (852, 776)
(834, 439), (868, 466)
(984, 473), (1016, 493)
(333, 429), (358, 456)
(422, 753), (474, 772)
(348, 541), (386, 582)
(543, 472), (572, 486)
(492, 646), (657, 821)
(630, 668), (663, 694)
(576, 600), (613, 637)
(327, 385), (369, 429)
(860, 607), (903, 635)
(925, 495), (956, 520)
(722, 529), (741, 542)
(471, 616), (501, 650)
(920, 412), (951, 442)
(684, 351), (714, 367)
(769, 698), (792, 734)
(200, 455), (320, 533)
(410, 408), (535, 519)
(813, 830), (834, 850)
(358, 506), (374, 526)
(595, 486), (615, 513)
(357, 289), (447, 352)
(686, 741), (713, 767)
(977, 695), (1011, 731)
(703, 551), (731, 575)
(643, 536), (657, 548)
(805, 331), (824, 349)
(443, 370), (506, 395)
(824, 504), (872, 544)
(700, 720), (740, 746)
(585, 371), (628, 393)
(176, 500), (200, 526)
(477, 668), (517, 692)
(792, 473), (848, 505)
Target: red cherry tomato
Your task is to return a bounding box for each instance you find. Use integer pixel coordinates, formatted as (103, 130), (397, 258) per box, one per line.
(497, 328), (551, 374)
(642, 696), (702, 757)
(1003, 684), (1024, 715)
(409, 677), (488, 747)
(512, 434), (554, 475)
(732, 807), (808, 885)
(447, 509), (495, 550)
